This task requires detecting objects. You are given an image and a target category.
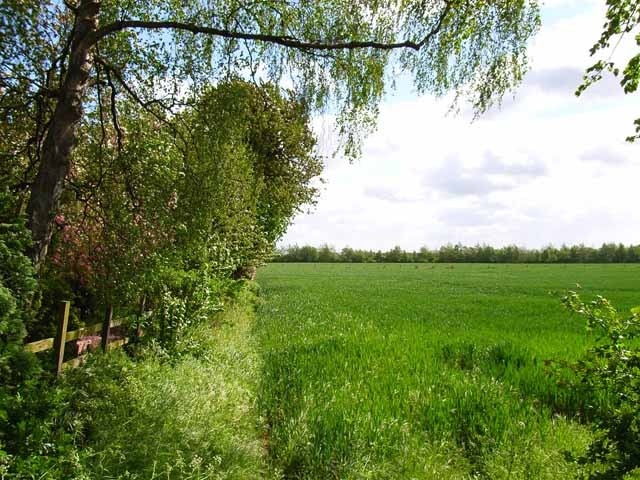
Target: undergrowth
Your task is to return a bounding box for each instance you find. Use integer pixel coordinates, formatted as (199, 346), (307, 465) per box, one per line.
(2, 284), (274, 479)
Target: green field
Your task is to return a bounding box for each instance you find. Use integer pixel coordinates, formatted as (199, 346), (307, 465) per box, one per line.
(255, 263), (640, 479)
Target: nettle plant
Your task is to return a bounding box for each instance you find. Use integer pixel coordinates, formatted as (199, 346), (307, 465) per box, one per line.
(559, 291), (640, 479)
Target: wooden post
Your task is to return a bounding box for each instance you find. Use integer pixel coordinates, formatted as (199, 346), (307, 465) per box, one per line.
(53, 301), (71, 376)
(101, 305), (113, 352)
(136, 295), (146, 338)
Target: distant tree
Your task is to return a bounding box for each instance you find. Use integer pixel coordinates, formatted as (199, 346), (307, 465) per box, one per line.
(416, 247), (434, 263)
(614, 243), (628, 263)
(270, 243), (640, 264)
(599, 243), (618, 263)
(299, 246), (320, 263)
(385, 246), (405, 263)
(540, 245), (556, 263)
(627, 245), (640, 262)
(341, 247), (356, 263)
(318, 244), (338, 263)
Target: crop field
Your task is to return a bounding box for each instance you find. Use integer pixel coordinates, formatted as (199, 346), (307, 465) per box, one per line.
(255, 263), (640, 479)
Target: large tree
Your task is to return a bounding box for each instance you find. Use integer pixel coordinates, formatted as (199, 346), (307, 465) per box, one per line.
(0, 0), (540, 269)
(44, 79), (321, 331)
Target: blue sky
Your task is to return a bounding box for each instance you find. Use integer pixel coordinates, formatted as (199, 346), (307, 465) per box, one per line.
(280, 0), (640, 250)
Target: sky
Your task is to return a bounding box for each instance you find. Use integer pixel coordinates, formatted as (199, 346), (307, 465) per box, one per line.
(280, 0), (640, 251)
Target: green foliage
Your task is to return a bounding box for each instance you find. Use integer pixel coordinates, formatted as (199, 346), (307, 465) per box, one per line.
(36, 78), (320, 347)
(85, 0), (540, 155)
(141, 266), (226, 352)
(0, 197), (78, 476)
(2, 291), (273, 479)
(0, 189), (41, 460)
(558, 291), (640, 479)
(0, 191), (37, 321)
(0, 373), (85, 479)
(177, 80), (322, 272)
(576, 0), (640, 141)
(1, 1), (540, 186)
(274, 242), (640, 264)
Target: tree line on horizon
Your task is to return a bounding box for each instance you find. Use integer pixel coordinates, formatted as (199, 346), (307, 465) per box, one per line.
(273, 242), (640, 264)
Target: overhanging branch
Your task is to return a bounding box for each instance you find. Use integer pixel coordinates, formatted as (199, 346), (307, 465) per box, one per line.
(94, 56), (190, 158)
(90, 2), (452, 52)
(95, 57), (169, 124)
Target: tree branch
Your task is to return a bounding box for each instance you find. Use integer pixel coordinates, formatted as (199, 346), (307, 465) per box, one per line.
(95, 61), (108, 157)
(95, 57), (168, 121)
(95, 57), (190, 151)
(103, 68), (124, 154)
(90, 2), (452, 52)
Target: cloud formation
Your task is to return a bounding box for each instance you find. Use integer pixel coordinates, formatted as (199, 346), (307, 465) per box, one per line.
(481, 151), (548, 177)
(580, 146), (629, 165)
(363, 185), (415, 203)
(425, 152), (547, 197)
(524, 67), (583, 94)
(437, 205), (499, 227)
(281, 1), (640, 250)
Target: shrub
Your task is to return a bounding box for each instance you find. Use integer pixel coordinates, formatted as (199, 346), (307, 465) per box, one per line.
(557, 291), (640, 479)
(0, 190), (42, 459)
(140, 266), (227, 352)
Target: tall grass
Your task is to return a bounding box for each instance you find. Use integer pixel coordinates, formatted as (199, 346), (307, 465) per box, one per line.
(61, 290), (276, 479)
(256, 263), (640, 479)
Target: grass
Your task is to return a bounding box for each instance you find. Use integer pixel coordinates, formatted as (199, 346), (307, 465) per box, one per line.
(255, 263), (640, 479)
(59, 289), (277, 480)
(13, 264), (636, 479)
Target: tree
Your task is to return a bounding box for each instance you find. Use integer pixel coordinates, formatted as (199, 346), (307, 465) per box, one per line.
(318, 244), (338, 263)
(43, 79), (321, 321)
(176, 79), (322, 273)
(1, 0), (540, 269)
(577, 0), (640, 141)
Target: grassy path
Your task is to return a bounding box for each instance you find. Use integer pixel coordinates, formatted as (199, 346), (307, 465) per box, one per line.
(255, 263), (640, 479)
(59, 290), (277, 479)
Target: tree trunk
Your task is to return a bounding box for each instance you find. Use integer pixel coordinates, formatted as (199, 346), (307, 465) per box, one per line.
(27, 0), (100, 270)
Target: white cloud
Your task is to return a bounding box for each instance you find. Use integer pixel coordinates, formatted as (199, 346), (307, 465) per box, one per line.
(580, 145), (631, 165)
(363, 185), (416, 203)
(280, 3), (640, 251)
(425, 154), (538, 197)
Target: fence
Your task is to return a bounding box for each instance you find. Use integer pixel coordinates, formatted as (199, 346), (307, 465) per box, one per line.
(24, 297), (146, 375)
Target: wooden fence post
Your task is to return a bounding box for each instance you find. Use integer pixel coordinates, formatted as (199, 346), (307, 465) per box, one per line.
(136, 295), (146, 338)
(101, 305), (113, 352)
(53, 301), (70, 376)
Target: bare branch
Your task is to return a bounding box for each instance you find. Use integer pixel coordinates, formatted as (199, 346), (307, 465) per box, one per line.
(95, 61), (108, 157)
(103, 68), (123, 154)
(95, 57), (167, 122)
(95, 56), (190, 150)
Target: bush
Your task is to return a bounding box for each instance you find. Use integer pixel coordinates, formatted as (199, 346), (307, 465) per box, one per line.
(0, 190), (43, 464)
(2, 283), (268, 479)
(557, 291), (640, 479)
(141, 266), (227, 352)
